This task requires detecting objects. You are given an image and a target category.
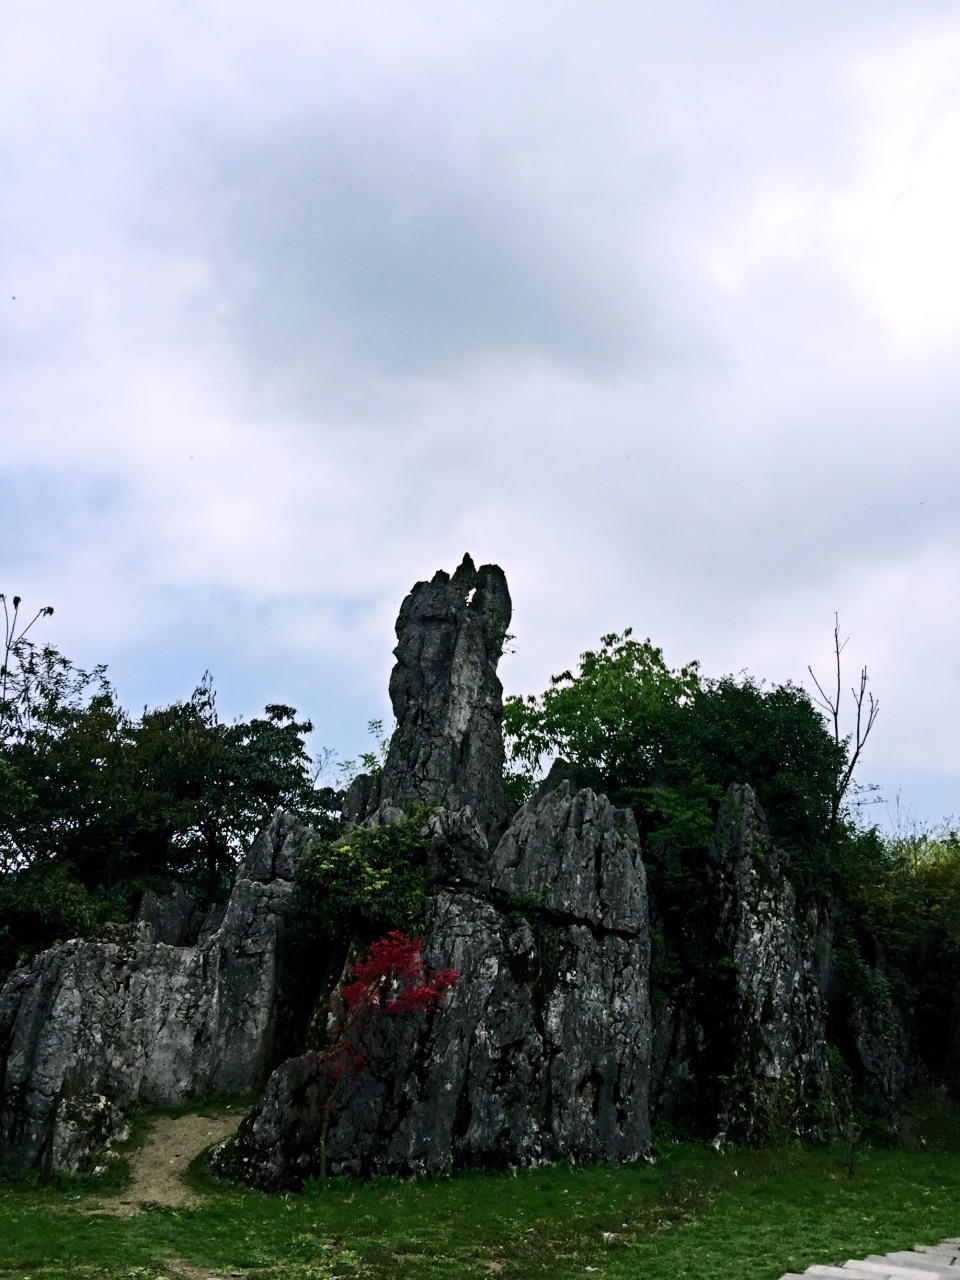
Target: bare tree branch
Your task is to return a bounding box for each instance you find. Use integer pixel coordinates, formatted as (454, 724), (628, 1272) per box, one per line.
(0, 595), (54, 729)
(808, 615), (879, 842)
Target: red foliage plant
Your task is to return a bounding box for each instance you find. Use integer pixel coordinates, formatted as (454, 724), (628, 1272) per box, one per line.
(304, 931), (459, 1083)
(302, 931), (459, 1176)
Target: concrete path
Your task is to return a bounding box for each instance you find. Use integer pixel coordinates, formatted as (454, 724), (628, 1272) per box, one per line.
(780, 1238), (960, 1280)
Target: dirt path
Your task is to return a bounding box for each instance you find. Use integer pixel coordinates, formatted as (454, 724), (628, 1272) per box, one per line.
(96, 1109), (246, 1216)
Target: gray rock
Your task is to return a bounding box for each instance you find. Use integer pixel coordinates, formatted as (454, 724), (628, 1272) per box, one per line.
(136, 885), (206, 946)
(848, 990), (911, 1117)
(489, 781), (644, 933)
(211, 782), (652, 1187)
(0, 811), (319, 1177)
(708, 784), (835, 1143)
(346, 554), (514, 841)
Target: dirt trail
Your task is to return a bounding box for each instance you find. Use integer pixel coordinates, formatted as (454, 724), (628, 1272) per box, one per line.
(96, 1109), (246, 1216)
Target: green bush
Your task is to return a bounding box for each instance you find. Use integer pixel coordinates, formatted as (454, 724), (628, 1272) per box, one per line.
(0, 863), (126, 975)
(504, 632), (846, 877)
(293, 808), (433, 942)
(0, 602), (341, 977)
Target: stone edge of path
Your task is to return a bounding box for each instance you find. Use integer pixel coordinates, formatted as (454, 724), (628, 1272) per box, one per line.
(780, 1238), (960, 1280)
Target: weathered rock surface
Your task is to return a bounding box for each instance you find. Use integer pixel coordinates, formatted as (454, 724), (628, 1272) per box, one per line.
(847, 992), (911, 1117)
(135, 884), (206, 947)
(210, 781), (652, 1187)
(649, 785), (838, 1143)
(709, 785), (835, 1142)
(344, 554), (513, 841)
(5, 552), (921, 1185)
(0, 812), (317, 1177)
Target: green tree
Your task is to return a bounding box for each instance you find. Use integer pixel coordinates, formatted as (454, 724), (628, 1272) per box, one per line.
(503, 627), (870, 1035)
(503, 629), (702, 808)
(505, 629), (854, 873)
(0, 601), (340, 972)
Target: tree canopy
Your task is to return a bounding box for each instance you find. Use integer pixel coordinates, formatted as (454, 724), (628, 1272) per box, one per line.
(0, 603), (338, 974)
(503, 628), (848, 874)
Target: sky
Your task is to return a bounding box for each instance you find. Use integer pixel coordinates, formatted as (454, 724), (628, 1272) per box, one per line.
(2, 1), (959, 829)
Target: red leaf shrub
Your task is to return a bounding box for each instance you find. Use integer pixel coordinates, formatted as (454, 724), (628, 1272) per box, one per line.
(301, 931), (459, 1083)
(292, 933), (460, 1176)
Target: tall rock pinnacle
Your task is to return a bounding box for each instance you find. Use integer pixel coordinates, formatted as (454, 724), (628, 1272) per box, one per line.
(370, 553), (513, 839)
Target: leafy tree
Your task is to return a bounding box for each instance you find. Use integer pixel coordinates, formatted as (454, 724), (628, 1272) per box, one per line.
(0, 598), (340, 973)
(837, 821), (960, 1087)
(504, 629), (702, 808)
(121, 675), (338, 899)
(504, 629), (847, 870)
(0, 638), (124, 882)
(673, 676), (849, 863)
(503, 626), (872, 1036)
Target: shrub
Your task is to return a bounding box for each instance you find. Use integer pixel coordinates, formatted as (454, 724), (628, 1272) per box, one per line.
(293, 808), (433, 942)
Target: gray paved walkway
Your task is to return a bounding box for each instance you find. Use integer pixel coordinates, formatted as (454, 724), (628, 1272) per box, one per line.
(780, 1238), (960, 1280)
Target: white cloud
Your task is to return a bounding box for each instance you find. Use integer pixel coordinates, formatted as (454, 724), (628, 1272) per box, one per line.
(2, 0), (959, 818)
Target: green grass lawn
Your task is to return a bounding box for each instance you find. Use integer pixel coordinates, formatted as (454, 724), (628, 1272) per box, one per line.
(2, 1096), (959, 1280)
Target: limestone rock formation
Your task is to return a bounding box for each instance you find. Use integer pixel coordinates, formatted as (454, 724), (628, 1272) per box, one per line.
(344, 554), (513, 841)
(708, 785), (834, 1142)
(0, 812), (317, 1177)
(210, 556), (652, 1187)
(3, 552), (913, 1185)
(649, 785), (838, 1143)
(210, 782), (652, 1187)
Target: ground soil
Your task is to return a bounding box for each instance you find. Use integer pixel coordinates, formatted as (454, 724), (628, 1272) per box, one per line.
(96, 1109), (246, 1217)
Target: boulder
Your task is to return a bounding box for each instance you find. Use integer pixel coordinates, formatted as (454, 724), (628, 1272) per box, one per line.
(0, 811), (318, 1177)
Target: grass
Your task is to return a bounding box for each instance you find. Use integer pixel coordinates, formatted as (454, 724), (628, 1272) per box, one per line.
(1, 1094), (959, 1280)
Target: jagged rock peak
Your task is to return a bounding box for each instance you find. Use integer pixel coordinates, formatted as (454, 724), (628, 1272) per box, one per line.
(346, 554), (513, 840)
(0, 810), (319, 1178)
(709, 783), (836, 1144)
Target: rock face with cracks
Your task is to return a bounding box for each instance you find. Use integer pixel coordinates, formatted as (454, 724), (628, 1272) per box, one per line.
(0, 812), (315, 1177)
(0, 553), (915, 1183)
(210, 780), (652, 1186)
(210, 554), (653, 1187)
(708, 785), (835, 1143)
(343, 553), (514, 842)
(649, 785), (837, 1143)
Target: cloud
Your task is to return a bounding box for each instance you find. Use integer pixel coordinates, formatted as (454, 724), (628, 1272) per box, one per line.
(2, 0), (960, 816)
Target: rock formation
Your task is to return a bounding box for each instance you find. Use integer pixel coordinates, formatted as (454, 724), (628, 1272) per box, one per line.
(0, 813), (317, 1177)
(344, 554), (514, 841)
(1, 552), (938, 1184)
(211, 780), (651, 1187)
(707, 785), (835, 1143)
(648, 785), (838, 1144)
(210, 556), (652, 1187)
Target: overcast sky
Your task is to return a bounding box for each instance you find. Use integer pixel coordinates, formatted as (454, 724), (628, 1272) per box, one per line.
(3, 1), (959, 828)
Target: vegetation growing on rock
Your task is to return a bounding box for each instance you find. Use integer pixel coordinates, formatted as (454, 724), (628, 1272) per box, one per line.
(2, 563), (959, 1189)
(292, 808), (433, 941)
